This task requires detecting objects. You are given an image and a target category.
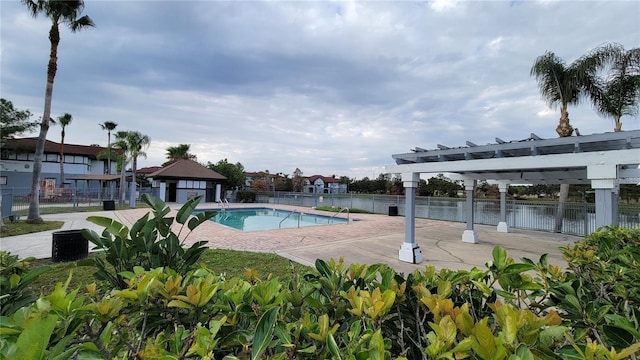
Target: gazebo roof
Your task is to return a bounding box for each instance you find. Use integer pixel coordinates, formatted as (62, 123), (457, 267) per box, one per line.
(148, 159), (226, 181)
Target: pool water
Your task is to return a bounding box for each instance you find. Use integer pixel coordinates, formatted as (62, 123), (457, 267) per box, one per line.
(206, 208), (348, 232)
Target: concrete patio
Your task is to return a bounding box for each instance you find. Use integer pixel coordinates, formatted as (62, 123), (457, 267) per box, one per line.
(0, 204), (581, 274)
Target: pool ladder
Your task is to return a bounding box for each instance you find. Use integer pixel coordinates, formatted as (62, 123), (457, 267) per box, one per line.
(279, 210), (301, 229)
(331, 207), (350, 224)
(217, 199), (229, 210)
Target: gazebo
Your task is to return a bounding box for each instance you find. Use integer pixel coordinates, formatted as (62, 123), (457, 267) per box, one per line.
(385, 130), (640, 264)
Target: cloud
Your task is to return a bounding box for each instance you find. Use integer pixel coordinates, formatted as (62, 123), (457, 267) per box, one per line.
(1, 0), (638, 179)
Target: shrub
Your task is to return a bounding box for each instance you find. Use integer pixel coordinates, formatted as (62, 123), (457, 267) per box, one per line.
(236, 190), (256, 203)
(1, 225), (639, 359)
(0, 251), (51, 316)
(82, 194), (217, 289)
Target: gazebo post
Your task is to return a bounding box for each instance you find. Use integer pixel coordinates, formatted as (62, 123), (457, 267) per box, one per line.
(496, 180), (510, 233)
(399, 172), (423, 264)
(462, 179), (478, 243)
(588, 165), (618, 228)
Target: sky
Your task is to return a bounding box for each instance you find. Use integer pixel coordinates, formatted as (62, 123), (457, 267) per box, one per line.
(1, 0), (639, 180)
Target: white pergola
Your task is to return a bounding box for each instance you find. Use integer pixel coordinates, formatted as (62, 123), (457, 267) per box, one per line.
(385, 130), (640, 264)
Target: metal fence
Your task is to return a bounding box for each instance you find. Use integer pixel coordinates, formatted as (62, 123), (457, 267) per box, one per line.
(255, 192), (640, 236)
(1, 186), (158, 216)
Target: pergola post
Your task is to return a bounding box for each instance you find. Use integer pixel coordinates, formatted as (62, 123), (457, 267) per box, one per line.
(496, 180), (509, 233)
(588, 165), (618, 228)
(399, 172), (423, 264)
(462, 179), (478, 243)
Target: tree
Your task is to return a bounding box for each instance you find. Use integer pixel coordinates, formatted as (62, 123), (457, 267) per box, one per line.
(586, 43), (640, 132)
(55, 113), (72, 188)
(0, 99), (38, 146)
(22, 0), (94, 224)
(207, 159), (245, 192)
(531, 50), (599, 232)
(99, 121), (117, 174)
(112, 131), (130, 207)
(292, 168), (304, 192)
(530, 51), (599, 137)
(125, 131), (150, 208)
(164, 144), (197, 166)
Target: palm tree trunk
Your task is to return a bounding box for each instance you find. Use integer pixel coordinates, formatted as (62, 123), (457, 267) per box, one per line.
(129, 157), (137, 208)
(119, 156), (127, 207)
(107, 130), (111, 174)
(59, 130), (65, 189)
(554, 183), (570, 232)
(614, 116), (622, 132)
(556, 107), (574, 137)
(27, 23), (59, 224)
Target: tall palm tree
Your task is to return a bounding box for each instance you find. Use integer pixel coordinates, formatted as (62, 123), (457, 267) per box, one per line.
(530, 51), (598, 232)
(22, 0), (94, 224)
(99, 121), (118, 174)
(112, 131), (130, 207)
(164, 144), (196, 165)
(585, 43), (640, 132)
(125, 131), (150, 208)
(56, 113), (72, 188)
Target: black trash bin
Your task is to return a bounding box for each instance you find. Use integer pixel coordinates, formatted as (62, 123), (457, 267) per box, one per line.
(388, 205), (398, 216)
(52, 230), (88, 262)
(103, 200), (115, 210)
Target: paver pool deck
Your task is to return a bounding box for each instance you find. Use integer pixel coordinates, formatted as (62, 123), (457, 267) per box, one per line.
(0, 203), (581, 274)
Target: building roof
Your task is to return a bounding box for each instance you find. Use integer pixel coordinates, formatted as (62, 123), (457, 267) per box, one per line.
(308, 175), (340, 183)
(149, 159), (226, 181)
(138, 166), (163, 175)
(67, 175), (121, 181)
(2, 137), (110, 159)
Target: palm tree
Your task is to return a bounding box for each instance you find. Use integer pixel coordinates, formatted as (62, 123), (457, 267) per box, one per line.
(585, 43), (640, 132)
(56, 113), (72, 188)
(125, 131), (150, 208)
(112, 131), (130, 207)
(22, 0), (94, 224)
(530, 51), (598, 232)
(164, 144), (196, 166)
(530, 51), (597, 137)
(99, 121), (118, 174)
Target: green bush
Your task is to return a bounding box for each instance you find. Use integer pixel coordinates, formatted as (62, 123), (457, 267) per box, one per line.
(1, 223), (639, 359)
(236, 190), (256, 203)
(0, 251), (51, 316)
(82, 194), (217, 289)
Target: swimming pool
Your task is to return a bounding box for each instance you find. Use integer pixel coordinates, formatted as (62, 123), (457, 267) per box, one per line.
(205, 208), (348, 232)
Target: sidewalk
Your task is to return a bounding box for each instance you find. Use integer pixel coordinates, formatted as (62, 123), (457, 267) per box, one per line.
(0, 205), (581, 273)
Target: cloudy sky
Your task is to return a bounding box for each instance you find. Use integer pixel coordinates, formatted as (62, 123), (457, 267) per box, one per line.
(1, 0), (638, 179)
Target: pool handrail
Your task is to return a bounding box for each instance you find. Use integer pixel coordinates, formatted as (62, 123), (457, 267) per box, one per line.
(279, 209), (301, 229)
(217, 199), (230, 210)
(331, 207), (349, 224)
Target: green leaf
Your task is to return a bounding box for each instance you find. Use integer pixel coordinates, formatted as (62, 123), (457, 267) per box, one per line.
(177, 196), (202, 224)
(187, 211), (217, 231)
(368, 330), (385, 360)
(602, 325), (634, 348)
(326, 331), (341, 359)
(9, 313), (58, 360)
(514, 344), (534, 360)
(251, 306), (279, 360)
(502, 263), (536, 275)
(492, 246), (508, 270)
(86, 216), (128, 239)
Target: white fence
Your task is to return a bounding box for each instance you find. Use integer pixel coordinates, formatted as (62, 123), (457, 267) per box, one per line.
(255, 192), (640, 236)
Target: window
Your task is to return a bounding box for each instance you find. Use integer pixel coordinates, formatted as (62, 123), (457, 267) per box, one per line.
(0, 176), (6, 185)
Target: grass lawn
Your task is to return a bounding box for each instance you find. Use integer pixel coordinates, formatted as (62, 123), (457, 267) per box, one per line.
(3, 209), (312, 296)
(27, 249), (312, 296)
(0, 219), (64, 237)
